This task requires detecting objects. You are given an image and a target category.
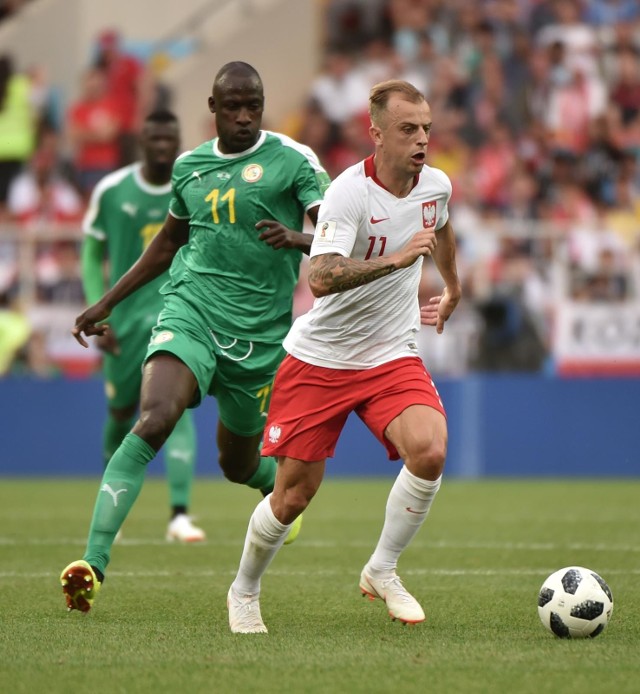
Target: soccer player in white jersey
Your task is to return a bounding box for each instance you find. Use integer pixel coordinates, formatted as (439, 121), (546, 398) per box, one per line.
(227, 79), (462, 634)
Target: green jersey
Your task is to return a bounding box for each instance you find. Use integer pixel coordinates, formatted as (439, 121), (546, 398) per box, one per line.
(168, 130), (330, 342)
(83, 163), (171, 337)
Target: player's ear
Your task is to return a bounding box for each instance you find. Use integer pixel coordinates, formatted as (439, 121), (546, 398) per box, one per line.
(208, 96), (216, 114)
(369, 124), (382, 147)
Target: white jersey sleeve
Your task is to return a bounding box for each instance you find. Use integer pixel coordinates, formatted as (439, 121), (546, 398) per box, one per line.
(310, 167), (365, 258)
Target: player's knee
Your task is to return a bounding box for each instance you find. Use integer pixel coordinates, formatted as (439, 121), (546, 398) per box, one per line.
(406, 438), (447, 480)
(274, 486), (312, 525)
(219, 459), (249, 485)
(216, 447), (254, 484)
(136, 402), (182, 448)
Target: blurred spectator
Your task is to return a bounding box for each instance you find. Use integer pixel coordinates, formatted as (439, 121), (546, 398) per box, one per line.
(67, 67), (121, 198)
(472, 120), (518, 210)
(605, 151), (640, 247)
(537, 149), (595, 222)
(504, 168), (541, 221)
(0, 54), (37, 219)
(35, 240), (83, 304)
(581, 113), (624, 204)
(527, 0), (559, 35)
(610, 48), (640, 126)
(8, 131), (84, 226)
(589, 248), (630, 301)
(426, 122), (470, 202)
(294, 100), (333, 163)
(584, 0), (640, 26)
(572, 248), (630, 302)
(325, 112), (372, 179)
(308, 48), (370, 128)
(15, 327), (62, 377)
(466, 54), (515, 144)
(27, 64), (64, 136)
(472, 292), (548, 372)
(355, 36), (397, 87)
(544, 60), (606, 154)
(471, 238), (550, 372)
(546, 179), (597, 224)
(93, 29), (149, 166)
(0, 291), (30, 376)
(324, 0), (387, 50)
(502, 28), (535, 132)
(536, 0), (599, 77)
(386, 0), (431, 65)
(567, 200), (629, 274)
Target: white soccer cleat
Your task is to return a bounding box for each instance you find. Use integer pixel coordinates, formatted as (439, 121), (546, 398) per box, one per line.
(227, 585), (268, 634)
(166, 514), (206, 543)
(359, 567), (425, 624)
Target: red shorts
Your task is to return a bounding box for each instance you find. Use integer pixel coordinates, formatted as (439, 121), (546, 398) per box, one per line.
(262, 355), (446, 462)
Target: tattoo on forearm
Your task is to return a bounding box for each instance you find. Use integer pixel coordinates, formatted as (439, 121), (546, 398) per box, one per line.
(309, 255), (397, 295)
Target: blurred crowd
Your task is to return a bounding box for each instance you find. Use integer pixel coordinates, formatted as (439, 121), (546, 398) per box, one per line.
(0, 25), (167, 375)
(291, 0), (640, 372)
(1, 0), (640, 376)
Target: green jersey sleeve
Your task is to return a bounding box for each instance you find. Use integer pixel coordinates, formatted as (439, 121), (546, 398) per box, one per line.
(291, 145), (331, 211)
(81, 235), (106, 305)
(169, 151), (192, 219)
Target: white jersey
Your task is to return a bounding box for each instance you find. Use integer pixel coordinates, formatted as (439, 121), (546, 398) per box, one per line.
(284, 155), (452, 369)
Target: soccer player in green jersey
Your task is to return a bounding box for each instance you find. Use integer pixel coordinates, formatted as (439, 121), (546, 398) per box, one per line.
(60, 61), (330, 613)
(81, 109), (205, 543)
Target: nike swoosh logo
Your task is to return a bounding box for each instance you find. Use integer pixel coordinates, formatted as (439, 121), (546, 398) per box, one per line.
(370, 216), (390, 224)
(406, 507), (425, 515)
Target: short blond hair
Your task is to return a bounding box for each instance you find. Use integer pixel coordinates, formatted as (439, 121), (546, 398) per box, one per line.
(369, 80), (425, 127)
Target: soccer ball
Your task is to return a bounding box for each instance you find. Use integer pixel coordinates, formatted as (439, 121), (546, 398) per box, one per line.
(537, 566), (613, 638)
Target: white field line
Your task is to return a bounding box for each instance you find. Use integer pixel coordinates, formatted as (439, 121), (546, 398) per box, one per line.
(1, 568), (639, 580)
(1, 537), (639, 553)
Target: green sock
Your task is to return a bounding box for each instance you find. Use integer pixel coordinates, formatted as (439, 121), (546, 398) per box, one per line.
(245, 449), (277, 495)
(84, 433), (156, 575)
(103, 414), (134, 468)
(164, 410), (196, 510)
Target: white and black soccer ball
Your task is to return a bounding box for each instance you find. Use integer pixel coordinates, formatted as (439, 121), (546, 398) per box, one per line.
(537, 566), (613, 638)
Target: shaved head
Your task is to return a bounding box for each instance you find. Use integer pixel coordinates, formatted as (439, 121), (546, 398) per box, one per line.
(212, 61), (262, 95)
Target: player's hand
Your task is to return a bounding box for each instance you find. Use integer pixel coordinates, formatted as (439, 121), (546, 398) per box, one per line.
(255, 219), (298, 250)
(95, 327), (120, 355)
(420, 285), (462, 334)
(392, 230), (437, 269)
(71, 301), (112, 348)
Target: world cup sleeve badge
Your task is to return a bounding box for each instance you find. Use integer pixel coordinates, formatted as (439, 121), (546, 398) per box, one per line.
(422, 201), (437, 229)
(316, 220), (337, 243)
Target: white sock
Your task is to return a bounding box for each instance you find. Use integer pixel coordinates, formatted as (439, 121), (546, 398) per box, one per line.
(231, 494), (291, 595)
(367, 466), (442, 576)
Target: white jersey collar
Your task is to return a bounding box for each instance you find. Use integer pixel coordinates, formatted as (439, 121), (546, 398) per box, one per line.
(212, 131), (267, 159)
(132, 162), (172, 195)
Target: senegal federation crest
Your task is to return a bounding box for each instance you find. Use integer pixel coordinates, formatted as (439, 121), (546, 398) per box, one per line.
(242, 163), (263, 183)
(151, 330), (174, 345)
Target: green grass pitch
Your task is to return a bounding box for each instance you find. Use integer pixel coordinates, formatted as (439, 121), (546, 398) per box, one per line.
(1, 477), (638, 693)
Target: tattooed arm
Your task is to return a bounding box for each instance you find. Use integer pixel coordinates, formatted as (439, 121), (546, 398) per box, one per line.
(308, 229), (437, 298)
